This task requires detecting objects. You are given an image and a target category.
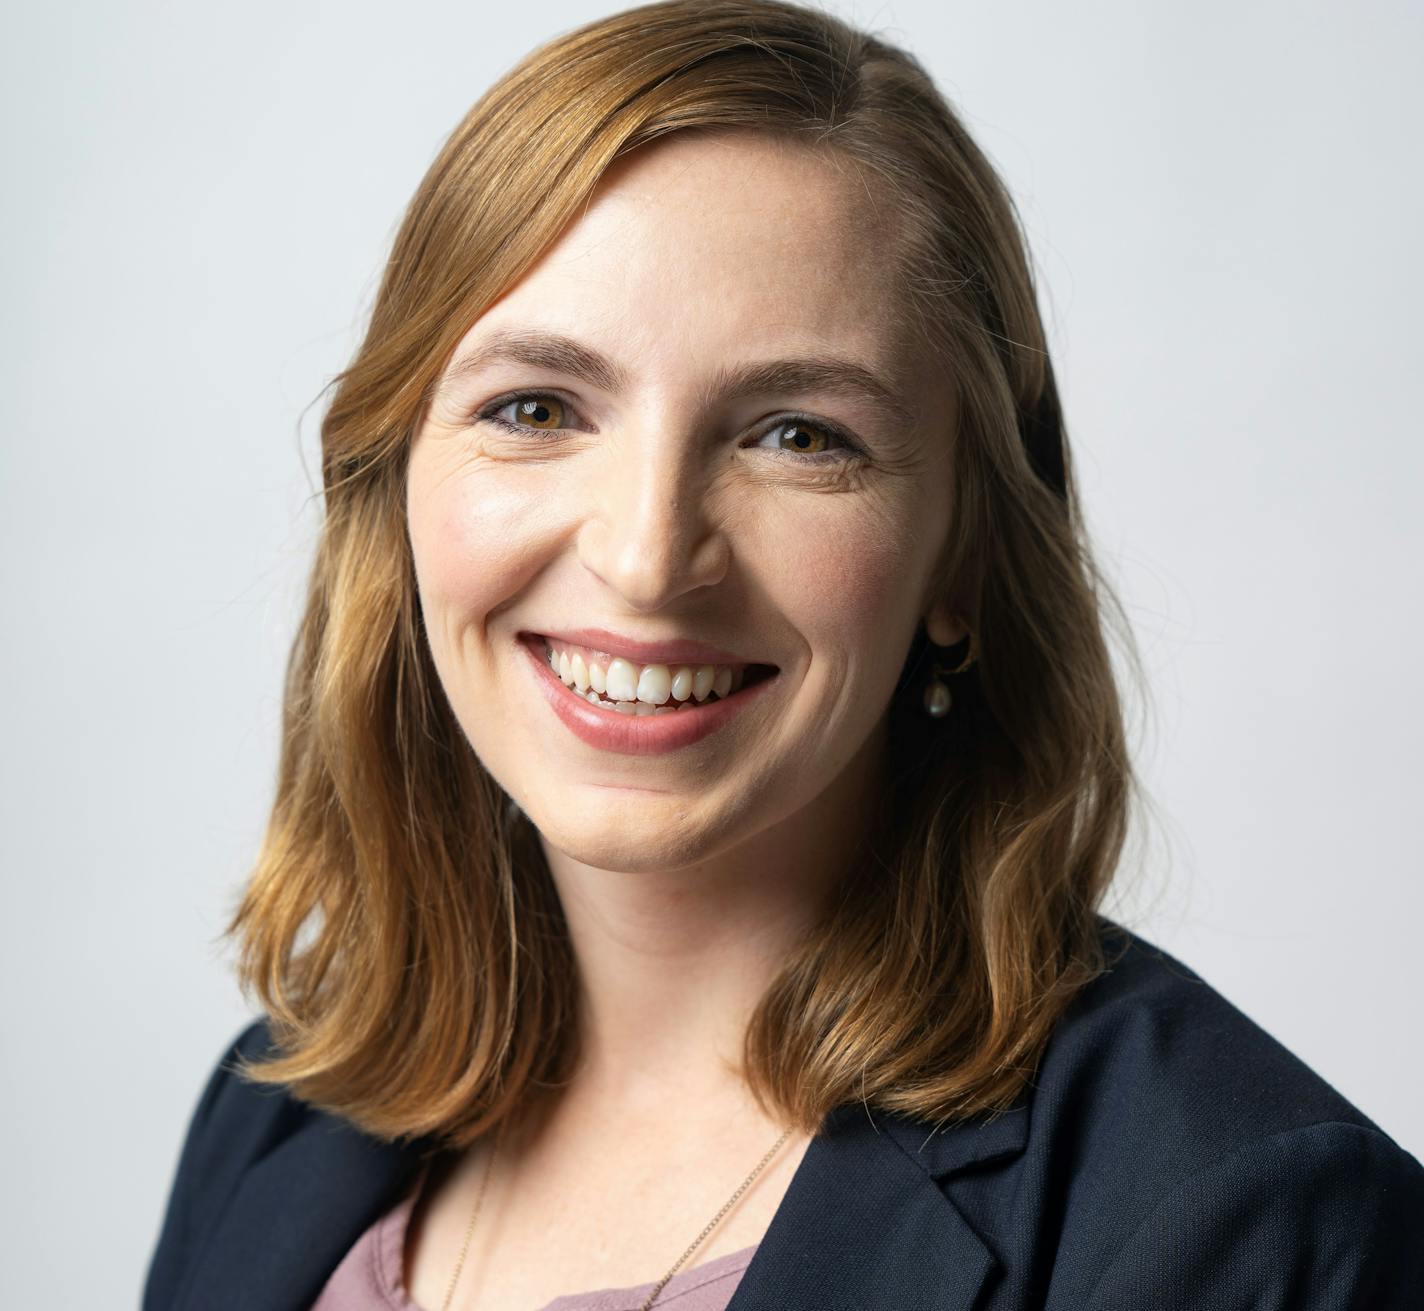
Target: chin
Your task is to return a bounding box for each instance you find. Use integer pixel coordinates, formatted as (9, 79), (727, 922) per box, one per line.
(527, 788), (739, 874)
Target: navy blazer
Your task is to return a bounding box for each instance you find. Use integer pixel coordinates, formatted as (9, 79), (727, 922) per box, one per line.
(143, 917), (1424, 1309)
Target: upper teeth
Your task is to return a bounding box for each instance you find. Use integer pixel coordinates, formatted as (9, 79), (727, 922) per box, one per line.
(545, 638), (746, 706)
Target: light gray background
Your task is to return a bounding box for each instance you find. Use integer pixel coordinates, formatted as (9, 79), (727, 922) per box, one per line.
(3, 1), (1420, 1305)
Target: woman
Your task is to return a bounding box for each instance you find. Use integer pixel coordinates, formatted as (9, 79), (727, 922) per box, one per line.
(143, 2), (1424, 1308)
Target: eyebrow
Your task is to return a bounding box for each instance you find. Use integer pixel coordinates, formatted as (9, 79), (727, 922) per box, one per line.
(431, 328), (916, 427)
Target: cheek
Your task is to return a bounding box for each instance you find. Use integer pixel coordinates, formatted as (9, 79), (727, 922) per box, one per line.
(769, 500), (928, 672)
(407, 456), (548, 632)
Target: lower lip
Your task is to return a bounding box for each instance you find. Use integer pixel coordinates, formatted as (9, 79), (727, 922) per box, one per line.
(518, 634), (779, 757)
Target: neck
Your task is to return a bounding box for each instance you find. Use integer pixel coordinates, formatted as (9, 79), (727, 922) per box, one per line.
(539, 719), (887, 1118)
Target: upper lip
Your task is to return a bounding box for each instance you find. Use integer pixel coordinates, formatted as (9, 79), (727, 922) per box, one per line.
(526, 627), (774, 669)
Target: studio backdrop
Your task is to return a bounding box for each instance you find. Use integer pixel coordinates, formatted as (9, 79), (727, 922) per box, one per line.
(1, 2), (1420, 1306)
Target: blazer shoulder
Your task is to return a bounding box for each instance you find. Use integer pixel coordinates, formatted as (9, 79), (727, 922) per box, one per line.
(1084, 1118), (1424, 1307)
(181, 1016), (308, 1174)
(143, 1016), (308, 1309)
(1047, 916), (1400, 1147)
(1012, 919), (1424, 1304)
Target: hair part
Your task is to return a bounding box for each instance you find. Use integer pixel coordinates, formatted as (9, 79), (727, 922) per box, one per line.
(225, 0), (1148, 1145)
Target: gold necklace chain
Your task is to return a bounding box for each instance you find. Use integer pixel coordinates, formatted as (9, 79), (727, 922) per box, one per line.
(439, 1122), (795, 1311)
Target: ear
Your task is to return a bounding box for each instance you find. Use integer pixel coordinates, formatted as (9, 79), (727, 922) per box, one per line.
(924, 600), (968, 648)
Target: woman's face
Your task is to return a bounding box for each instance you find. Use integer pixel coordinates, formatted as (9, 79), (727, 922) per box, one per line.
(407, 130), (956, 877)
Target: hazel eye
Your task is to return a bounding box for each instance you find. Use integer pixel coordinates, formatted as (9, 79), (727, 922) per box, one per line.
(750, 418), (859, 462)
(501, 395), (566, 430)
(776, 422), (834, 455)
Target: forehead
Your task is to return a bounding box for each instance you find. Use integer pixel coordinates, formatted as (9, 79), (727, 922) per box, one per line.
(466, 130), (913, 377)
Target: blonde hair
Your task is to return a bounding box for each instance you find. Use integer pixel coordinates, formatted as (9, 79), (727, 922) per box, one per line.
(226, 0), (1146, 1145)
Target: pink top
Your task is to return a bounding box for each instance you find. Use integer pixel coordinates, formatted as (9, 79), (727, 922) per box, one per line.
(310, 1165), (759, 1311)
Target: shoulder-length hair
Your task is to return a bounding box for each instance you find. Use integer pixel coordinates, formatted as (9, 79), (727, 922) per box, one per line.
(226, 0), (1147, 1145)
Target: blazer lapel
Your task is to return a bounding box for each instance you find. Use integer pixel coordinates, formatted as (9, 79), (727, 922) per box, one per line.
(728, 1099), (1029, 1311)
(176, 1107), (437, 1311)
(179, 1094), (1027, 1311)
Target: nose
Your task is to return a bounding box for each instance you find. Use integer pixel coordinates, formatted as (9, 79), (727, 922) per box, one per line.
(576, 429), (730, 612)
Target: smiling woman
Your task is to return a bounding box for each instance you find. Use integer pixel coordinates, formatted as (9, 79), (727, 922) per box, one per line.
(407, 131), (958, 783)
(143, 2), (1423, 1310)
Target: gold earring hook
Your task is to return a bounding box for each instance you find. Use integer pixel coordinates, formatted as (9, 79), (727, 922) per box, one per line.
(934, 637), (977, 677)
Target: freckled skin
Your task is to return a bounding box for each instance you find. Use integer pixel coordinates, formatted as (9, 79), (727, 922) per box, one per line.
(406, 129), (955, 893)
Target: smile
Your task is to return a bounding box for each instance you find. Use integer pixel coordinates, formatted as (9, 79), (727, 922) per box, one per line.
(518, 633), (780, 756)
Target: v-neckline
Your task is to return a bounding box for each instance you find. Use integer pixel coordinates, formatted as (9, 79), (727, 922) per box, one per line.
(385, 1158), (761, 1310)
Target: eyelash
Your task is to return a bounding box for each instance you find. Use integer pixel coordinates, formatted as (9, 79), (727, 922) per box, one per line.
(472, 389), (865, 464)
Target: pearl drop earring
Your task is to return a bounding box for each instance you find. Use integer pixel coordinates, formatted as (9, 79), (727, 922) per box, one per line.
(922, 626), (977, 719)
